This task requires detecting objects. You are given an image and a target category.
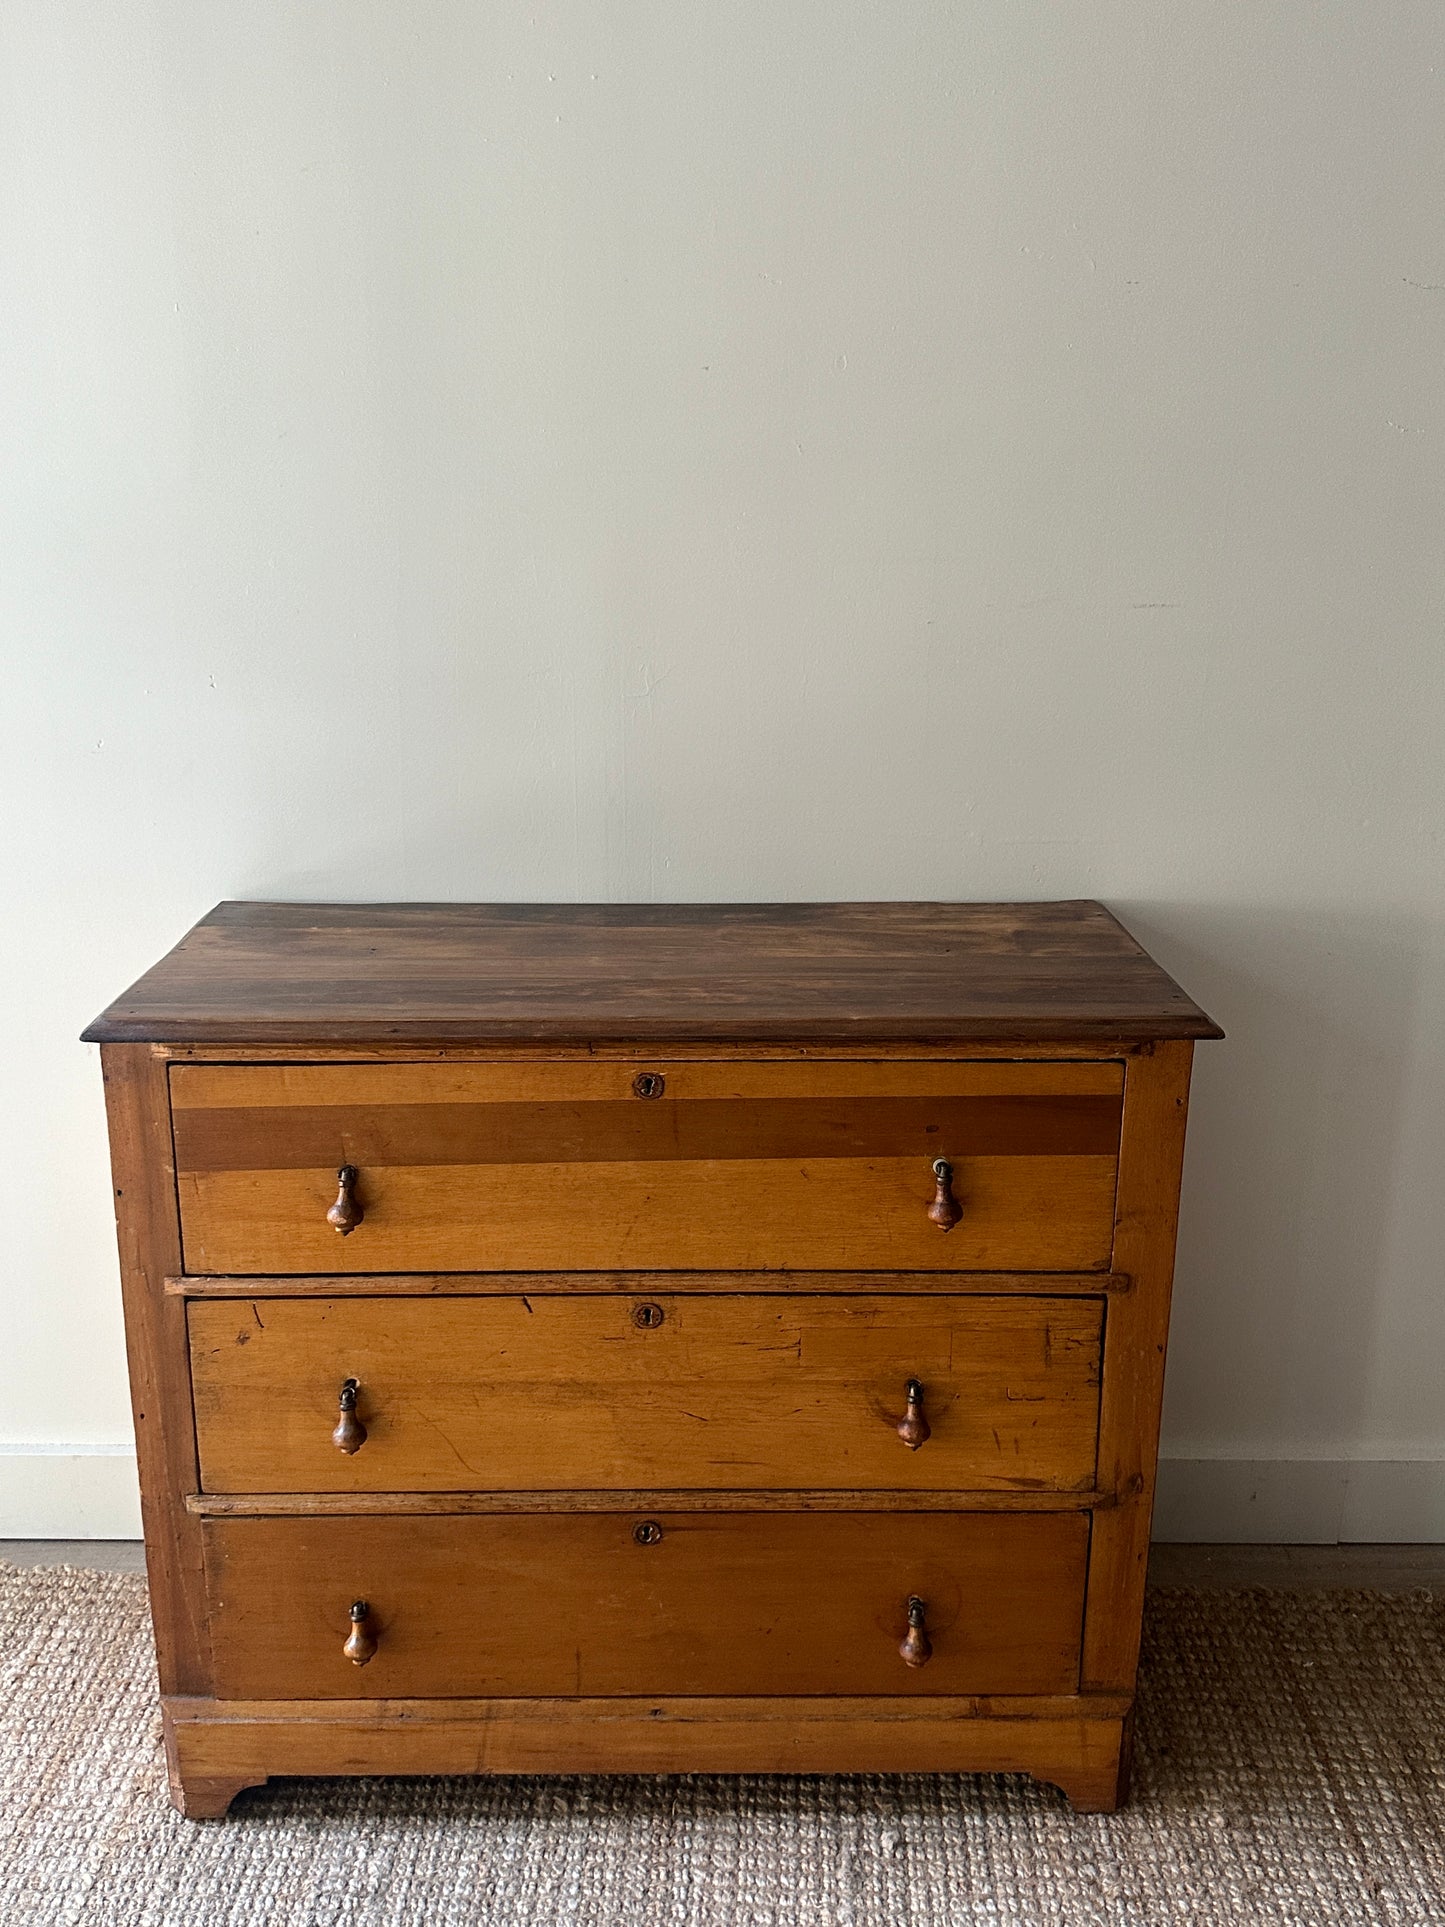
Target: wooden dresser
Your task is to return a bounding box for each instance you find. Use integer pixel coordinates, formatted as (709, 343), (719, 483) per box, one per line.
(84, 900), (1220, 1819)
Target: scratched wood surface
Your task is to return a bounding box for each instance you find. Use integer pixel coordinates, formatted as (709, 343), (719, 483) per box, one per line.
(187, 1293), (1104, 1494)
(171, 1057), (1122, 1273)
(202, 1510), (1088, 1700)
(169, 1088), (1123, 1168)
(169, 1267), (1129, 1299)
(169, 1060), (1126, 1107)
(165, 1696), (1129, 1816)
(176, 1154), (1119, 1274)
(87, 900), (1218, 1817)
(82, 900), (1222, 1046)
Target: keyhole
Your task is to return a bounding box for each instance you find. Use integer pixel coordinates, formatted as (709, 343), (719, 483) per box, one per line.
(632, 1302), (665, 1330)
(632, 1072), (665, 1099)
(633, 1520), (664, 1546)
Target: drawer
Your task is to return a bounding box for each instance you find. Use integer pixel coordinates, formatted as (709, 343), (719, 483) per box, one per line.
(189, 1293), (1104, 1494)
(202, 1511), (1088, 1698)
(171, 1060), (1123, 1274)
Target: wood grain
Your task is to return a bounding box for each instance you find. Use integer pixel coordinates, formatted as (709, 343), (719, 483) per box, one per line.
(170, 1059), (1126, 1107)
(168, 1268), (1132, 1298)
(82, 901), (1223, 1046)
(164, 1696), (1131, 1814)
(187, 1294), (1104, 1494)
(161, 1041), (1142, 1065)
(1081, 1041), (1193, 1693)
(187, 1488), (1107, 1515)
(201, 1511), (1088, 1700)
(171, 1094), (1122, 1170)
(177, 1155), (1119, 1275)
(99, 1045), (210, 1695)
(88, 900), (1217, 1819)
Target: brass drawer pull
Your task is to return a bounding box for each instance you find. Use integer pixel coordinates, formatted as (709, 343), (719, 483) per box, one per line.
(927, 1157), (962, 1231)
(900, 1595), (932, 1668)
(327, 1164), (363, 1235)
(896, 1378), (931, 1450)
(332, 1379), (367, 1454)
(343, 1600), (377, 1666)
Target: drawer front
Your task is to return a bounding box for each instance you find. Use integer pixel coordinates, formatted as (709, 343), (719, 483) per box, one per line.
(202, 1511), (1088, 1698)
(171, 1061), (1123, 1274)
(189, 1293), (1104, 1494)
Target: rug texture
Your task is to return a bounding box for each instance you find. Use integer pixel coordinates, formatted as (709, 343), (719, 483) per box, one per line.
(1, 1563), (1442, 1926)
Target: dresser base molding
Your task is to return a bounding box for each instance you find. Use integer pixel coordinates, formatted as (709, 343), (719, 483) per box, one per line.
(163, 1696), (1133, 1819)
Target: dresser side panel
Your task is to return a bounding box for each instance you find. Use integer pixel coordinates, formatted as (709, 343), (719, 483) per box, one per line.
(1081, 1039), (1194, 1692)
(100, 1042), (210, 1694)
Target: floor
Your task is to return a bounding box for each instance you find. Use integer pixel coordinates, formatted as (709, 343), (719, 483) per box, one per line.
(1145, 1541), (1445, 1588)
(6, 1539), (1445, 1585)
(4, 1558), (1443, 1925)
(2, 1539), (149, 1572)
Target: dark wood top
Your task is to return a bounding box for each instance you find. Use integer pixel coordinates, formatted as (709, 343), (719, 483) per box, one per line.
(81, 900), (1222, 1047)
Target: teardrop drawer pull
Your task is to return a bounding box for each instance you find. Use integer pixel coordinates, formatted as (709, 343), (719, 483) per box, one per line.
(899, 1596), (932, 1669)
(332, 1379), (367, 1455)
(896, 1378), (931, 1450)
(343, 1600), (377, 1666)
(926, 1157), (962, 1231)
(327, 1165), (363, 1235)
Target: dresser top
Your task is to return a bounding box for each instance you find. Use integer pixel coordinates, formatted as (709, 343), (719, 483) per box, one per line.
(82, 900), (1220, 1047)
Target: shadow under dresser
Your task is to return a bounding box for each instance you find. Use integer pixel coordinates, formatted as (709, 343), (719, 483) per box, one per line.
(83, 899), (1220, 1818)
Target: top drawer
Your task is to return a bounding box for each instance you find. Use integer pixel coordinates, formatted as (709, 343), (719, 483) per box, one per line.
(170, 1060), (1123, 1275)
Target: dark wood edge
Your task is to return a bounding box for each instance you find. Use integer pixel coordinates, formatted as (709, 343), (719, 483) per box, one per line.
(152, 1041), (1151, 1063)
(85, 1017), (1224, 1044)
(187, 1489), (1116, 1516)
(165, 1270), (1130, 1296)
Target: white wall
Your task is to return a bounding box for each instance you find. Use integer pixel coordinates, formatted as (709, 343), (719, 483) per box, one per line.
(3, 3), (1442, 1540)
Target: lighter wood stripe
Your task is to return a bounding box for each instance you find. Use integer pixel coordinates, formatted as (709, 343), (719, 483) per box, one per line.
(170, 1060), (1125, 1109)
(177, 1154), (1119, 1275)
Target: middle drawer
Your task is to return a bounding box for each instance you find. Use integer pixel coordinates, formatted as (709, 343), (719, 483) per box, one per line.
(189, 1293), (1103, 1494)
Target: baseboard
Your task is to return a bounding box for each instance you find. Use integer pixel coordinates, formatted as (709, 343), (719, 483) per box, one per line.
(2, 1448), (1443, 1544)
(1152, 1458), (1445, 1543)
(0, 1446), (142, 1537)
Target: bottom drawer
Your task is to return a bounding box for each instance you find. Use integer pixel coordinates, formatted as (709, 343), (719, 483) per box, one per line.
(202, 1511), (1088, 1699)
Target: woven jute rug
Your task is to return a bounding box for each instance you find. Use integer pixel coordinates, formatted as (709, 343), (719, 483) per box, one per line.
(1, 1564), (1442, 1926)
